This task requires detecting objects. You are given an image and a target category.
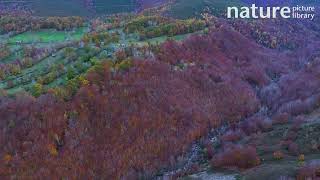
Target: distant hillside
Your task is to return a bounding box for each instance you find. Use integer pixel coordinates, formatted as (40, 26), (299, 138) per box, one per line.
(242, 0), (318, 5)
(0, 0), (138, 16)
(165, 0), (243, 19)
(30, 0), (92, 16)
(0, 0), (171, 16)
(0, 0), (317, 17)
(164, 0), (319, 19)
(92, 0), (137, 15)
(0, 0), (245, 18)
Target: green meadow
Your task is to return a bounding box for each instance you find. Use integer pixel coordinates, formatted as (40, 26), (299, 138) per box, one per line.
(8, 27), (87, 44)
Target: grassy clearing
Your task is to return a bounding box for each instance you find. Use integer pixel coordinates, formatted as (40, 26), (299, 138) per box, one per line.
(8, 27), (87, 44)
(1, 25), (202, 95)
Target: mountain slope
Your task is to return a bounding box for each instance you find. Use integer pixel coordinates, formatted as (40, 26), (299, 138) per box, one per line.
(31, 0), (91, 16)
(0, 0), (169, 16)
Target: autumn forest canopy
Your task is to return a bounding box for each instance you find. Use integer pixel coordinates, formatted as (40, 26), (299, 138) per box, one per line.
(1, 0), (320, 179)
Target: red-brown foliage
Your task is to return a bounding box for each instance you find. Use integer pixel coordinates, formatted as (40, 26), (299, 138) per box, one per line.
(288, 142), (299, 156)
(285, 131), (298, 141)
(272, 113), (290, 125)
(0, 18), (320, 179)
(239, 115), (273, 136)
(221, 130), (243, 142)
(0, 58), (259, 178)
(297, 162), (320, 180)
(204, 140), (215, 159)
(211, 145), (260, 170)
(256, 118), (273, 132)
(273, 151), (284, 160)
(290, 116), (305, 132)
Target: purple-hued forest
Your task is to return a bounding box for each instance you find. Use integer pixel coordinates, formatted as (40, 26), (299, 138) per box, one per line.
(0, 0), (320, 179)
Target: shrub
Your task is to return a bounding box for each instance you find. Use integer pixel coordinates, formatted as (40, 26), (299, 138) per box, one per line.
(239, 116), (272, 136)
(273, 151), (284, 160)
(3, 154), (12, 164)
(221, 130), (243, 142)
(240, 119), (259, 136)
(6, 80), (14, 89)
(30, 83), (44, 97)
(203, 140), (215, 159)
(0, 89), (7, 96)
(115, 59), (133, 71)
(272, 113), (290, 125)
(211, 145), (260, 169)
(21, 57), (33, 68)
(288, 142), (299, 156)
(298, 154), (305, 162)
(0, 69), (5, 80)
(256, 118), (273, 132)
(290, 116), (305, 131)
(9, 64), (21, 75)
(67, 67), (77, 80)
(285, 131), (298, 141)
(115, 49), (127, 60)
(0, 45), (11, 59)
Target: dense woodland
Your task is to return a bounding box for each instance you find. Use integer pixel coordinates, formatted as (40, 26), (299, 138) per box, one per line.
(124, 16), (206, 40)
(1, 19), (320, 178)
(0, 15), (84, 35)
(0, 1), (320, 179)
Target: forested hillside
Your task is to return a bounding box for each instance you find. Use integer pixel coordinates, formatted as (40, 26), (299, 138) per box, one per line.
(1, 0), (320, 179)
(0, 0), (161, 16)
